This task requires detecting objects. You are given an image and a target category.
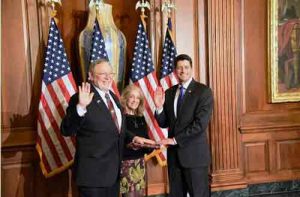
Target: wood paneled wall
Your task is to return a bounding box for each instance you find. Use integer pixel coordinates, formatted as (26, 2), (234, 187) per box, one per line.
(2, 0), (300, 196)
(207, 0), (246, 190)
(240, 0), (300, 184)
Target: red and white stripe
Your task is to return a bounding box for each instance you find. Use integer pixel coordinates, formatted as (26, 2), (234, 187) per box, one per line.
(131, 72), (167, 161)
(111, 81), (120, 98)
(37, 73), (77, 177)
(160, 71), (178, 91)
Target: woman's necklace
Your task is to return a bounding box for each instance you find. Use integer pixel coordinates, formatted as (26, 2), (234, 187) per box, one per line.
(133, 116), (138, 128)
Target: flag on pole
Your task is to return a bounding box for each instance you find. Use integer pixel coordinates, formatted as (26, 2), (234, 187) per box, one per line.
(160, 17), (178, 90)
(130, 17), (167, 166)
(89, 19), (120, 97)
(36, 18), (77, 177)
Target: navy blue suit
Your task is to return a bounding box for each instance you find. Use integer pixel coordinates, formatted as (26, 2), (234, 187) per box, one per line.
(61, 86), (133, 194)
(155, 79), (213, 197)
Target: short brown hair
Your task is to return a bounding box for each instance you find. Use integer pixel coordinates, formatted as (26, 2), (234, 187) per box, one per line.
(175, 54), (193, 68)
(120, 84), (145, 116)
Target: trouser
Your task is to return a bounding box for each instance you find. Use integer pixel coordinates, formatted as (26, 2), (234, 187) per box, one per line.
(168, 158), (209, 197)
(78, 181), (120, 197)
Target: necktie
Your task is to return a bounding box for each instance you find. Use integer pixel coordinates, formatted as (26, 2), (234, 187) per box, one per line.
(176, 85), (185, 116)
(105, 93), (120, 132)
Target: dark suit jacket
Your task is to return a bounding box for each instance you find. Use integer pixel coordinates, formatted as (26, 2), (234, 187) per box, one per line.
(61, 86), (133, 187)
(155, 79), (213, 168)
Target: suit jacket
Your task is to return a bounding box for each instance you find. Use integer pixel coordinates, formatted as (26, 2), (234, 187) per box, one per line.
(155, 79), (213, 168)
(61, 86), (133, 187)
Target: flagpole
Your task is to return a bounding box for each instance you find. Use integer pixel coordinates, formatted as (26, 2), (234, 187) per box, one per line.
(135, 0), (151, 28)
(135, 1), (169, 166)
(162, 0), (176, 18)
(37, 0), (78, 178)
(162, 0), (176, 41)
(93, 0), (105, 18)
(135, 2), (152, 196)
(157, 2), (179, 194)
(46, 0), (62, 21)
(162, 0), (177, 45)
(79, 0), (105, 82)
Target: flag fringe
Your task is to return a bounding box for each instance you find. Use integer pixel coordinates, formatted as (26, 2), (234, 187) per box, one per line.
(36, 143), (74, 178)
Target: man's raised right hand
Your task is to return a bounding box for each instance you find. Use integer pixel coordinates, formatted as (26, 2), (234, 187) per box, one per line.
(154, 86), (165, 110)
(78, 82), (94, 109)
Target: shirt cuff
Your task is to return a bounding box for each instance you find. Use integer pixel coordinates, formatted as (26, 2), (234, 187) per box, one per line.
(76, 104), (87, 117)
(156, 108), (163, 114)
(172, 137), (177, 145)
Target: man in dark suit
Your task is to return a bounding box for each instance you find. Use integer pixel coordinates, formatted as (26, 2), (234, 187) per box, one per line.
(61, 59), (155, 197)
(154, 54), (213, 197)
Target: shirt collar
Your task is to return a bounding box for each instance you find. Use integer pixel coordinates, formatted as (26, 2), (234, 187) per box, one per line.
(93, 84), (109, 98)
(179, 77), (193, 89)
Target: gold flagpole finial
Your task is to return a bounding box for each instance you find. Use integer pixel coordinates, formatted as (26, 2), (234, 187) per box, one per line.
(162, 0), (176, 17)
(46, 0), (62, 18)
(135, 0), (151, 18)
(91, 0), (105, 13)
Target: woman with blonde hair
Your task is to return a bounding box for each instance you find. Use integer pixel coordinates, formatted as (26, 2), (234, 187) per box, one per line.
(120, 84), (152, 197)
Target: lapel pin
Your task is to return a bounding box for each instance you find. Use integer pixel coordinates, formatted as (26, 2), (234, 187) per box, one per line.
(97, 100), (101, 104)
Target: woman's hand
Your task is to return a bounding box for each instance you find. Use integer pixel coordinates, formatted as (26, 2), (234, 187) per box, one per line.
(130, 136), (160, 149)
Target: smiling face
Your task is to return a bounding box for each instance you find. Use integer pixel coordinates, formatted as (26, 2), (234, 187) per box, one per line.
(120, 85), (145, 116)
(126, 89), (141, 112)
(88, 61), (113, 91)
(175, 60), (193, 83)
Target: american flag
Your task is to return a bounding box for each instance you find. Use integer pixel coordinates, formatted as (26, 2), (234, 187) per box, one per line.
(36, 18), (77, 177)
(130, 18), (167, 166)
(160, 17), (178, 90)
(90, 19), (120, 97)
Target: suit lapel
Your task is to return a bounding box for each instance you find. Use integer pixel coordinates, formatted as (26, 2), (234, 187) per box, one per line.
(90, 86), (122, 134)
(91, 86), (107, 111)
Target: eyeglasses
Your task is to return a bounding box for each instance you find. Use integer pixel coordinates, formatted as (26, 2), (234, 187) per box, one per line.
(94, 72), (115, 77)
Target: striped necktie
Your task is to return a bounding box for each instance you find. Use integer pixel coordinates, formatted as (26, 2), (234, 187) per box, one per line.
(105, 93), (120, 132)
